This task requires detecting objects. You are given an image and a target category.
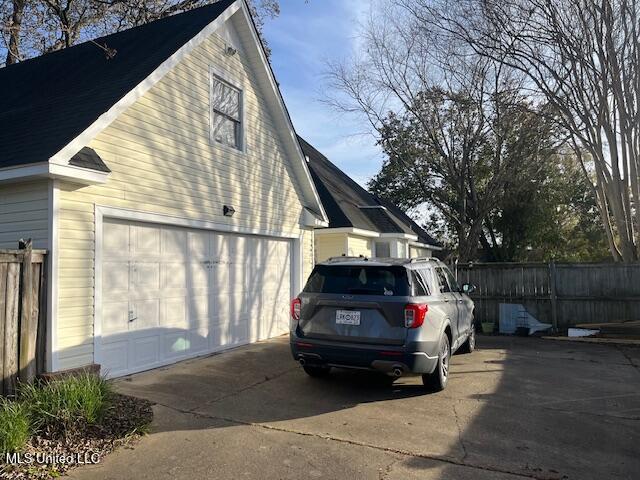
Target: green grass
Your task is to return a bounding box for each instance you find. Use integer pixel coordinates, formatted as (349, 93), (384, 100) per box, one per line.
(20, 373), (113, 430)
(0, 397), (32, 453)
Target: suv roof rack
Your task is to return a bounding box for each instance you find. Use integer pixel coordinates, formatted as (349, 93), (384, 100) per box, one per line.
(325, 255), (370, 263)
(409, 257), (441, 264)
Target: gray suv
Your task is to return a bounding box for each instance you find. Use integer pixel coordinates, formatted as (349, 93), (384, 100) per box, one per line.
(290, 257), (476, 391)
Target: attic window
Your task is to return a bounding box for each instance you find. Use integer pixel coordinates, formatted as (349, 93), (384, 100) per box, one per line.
(210, 73), (243, 150)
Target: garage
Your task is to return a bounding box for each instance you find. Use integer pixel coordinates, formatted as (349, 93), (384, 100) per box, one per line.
(98, 219), (292, 377)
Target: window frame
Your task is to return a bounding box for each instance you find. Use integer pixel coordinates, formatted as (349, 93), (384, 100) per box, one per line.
(209, 67), (245, 153)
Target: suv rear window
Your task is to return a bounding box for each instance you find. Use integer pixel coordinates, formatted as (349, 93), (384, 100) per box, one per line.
(304, 265), (410, 296)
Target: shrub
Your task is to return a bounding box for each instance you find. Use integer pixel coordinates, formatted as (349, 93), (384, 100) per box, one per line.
(20, 373), (113, 431)
(0, 398), (32, 453)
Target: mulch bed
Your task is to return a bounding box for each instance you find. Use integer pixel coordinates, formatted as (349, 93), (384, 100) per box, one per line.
(0, 393), (153, 479)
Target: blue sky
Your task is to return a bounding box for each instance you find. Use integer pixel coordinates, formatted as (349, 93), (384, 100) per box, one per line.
(262, 0), (384, 187)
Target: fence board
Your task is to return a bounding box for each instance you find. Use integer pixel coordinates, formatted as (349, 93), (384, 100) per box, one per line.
(4, 262), (20, 395)
(0, 241), (47, 395)
(454, 262), (640, 330)
(0, 262), (6, 394)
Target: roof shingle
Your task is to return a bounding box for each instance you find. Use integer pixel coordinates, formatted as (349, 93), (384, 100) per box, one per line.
(298, 135), (439, 247)
(0, 0), (235, 169)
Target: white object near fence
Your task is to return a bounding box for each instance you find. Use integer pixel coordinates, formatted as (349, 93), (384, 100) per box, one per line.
(499, 303), (552, 335)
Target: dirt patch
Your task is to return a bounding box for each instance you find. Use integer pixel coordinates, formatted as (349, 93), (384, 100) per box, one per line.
(0, 393), (153, 479)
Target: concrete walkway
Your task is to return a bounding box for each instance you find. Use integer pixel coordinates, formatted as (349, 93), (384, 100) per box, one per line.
(67, 336), (640, 480)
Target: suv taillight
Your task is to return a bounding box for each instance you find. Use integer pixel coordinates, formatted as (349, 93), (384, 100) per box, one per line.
(291, 298), (301, 321)
(404, 304), (428, 328)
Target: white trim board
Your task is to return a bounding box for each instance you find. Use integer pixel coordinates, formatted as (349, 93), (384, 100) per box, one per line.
(315, 227), (380, 238)
(95, 206), (301, 239)
(410, 241), (443, 251)
(379, 232), (419, 241)
(46, 180), (60, 372)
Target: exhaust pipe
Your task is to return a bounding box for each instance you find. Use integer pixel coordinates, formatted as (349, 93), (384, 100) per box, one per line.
(392, 367), (403, 377)
(299, 358), (306, 367)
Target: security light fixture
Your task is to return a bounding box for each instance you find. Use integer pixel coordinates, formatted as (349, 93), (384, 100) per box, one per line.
(223, 205), (235, 217)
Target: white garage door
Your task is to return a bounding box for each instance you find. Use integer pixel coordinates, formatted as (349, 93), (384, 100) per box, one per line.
(99, 219), (292, 377)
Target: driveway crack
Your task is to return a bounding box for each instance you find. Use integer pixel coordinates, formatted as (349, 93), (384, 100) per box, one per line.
(452, 403), (469, 462)
(151, 400), (564, 480)
(185, 366), (298, 412)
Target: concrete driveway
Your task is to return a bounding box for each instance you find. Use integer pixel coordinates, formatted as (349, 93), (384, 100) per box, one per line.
(68, 336), (640, 480)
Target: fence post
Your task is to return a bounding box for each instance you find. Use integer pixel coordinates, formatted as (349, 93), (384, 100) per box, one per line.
(19, 239), (37, 383)
(549, 261), (558, 333)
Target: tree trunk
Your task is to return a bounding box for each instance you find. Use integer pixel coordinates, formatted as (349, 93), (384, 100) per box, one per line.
(5, 0), (25, 65)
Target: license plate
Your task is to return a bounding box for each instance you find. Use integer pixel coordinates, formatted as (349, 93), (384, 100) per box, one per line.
(336, 310), (361, 325)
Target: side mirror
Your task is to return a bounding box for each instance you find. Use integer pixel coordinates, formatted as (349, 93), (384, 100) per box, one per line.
(461, 283), (476, 294)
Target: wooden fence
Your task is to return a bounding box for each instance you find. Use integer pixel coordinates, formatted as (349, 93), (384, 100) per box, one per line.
(453, 262), (640, 331)
(0, 241), (47, 395)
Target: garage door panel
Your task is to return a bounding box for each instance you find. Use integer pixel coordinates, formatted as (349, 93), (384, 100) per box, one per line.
(133, 224), (161, 257)
(162, 263), (187, 290)
(100, 340), (129, 377)
(131, 335), (160, 367)
(162, 297), (188, 329)
(189, 231), (210, 259)
(103, 222), (130, 257)
(164, 331), (189, 358)
(103, 261), (129, 297)
(100, 219), (291, 377)
(188, 294), (210, 324)
(162, 228), (187, 257)
(131, 262), (160, 290)
(189, 261), (210, 290)
(131, 299), (160, 330)
(190, 327), (209, 353)
(102, 301), (130, 335)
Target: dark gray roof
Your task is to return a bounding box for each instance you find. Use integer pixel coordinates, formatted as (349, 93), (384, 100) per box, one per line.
(68, 147), (110, 172)
(373, 195), (440, 247)
(298, 136), (440, 248)
(0, 0), (235, 170)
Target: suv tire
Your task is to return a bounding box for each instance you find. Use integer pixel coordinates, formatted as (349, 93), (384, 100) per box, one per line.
(422, 334), (450, 392)
(458, 326), (476, 354)
(303, 365), (331, 377)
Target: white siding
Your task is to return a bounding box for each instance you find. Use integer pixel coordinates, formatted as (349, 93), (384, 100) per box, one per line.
(54, 17), (312, 370)
(0, 181), (49, 249)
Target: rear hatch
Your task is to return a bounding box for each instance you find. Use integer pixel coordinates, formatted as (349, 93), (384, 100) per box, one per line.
(297, 264), (410, 345)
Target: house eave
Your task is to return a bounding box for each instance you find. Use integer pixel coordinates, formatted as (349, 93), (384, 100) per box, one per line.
(314, 227), (380, 238)
(409, 240), (443, 251)
(301, 208), (329, 228)
(0, 162), (110, 185)
(379, 232), (419, 241)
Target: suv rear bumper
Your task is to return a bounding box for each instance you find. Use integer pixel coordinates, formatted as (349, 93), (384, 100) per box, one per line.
(290, 334), (439, 375)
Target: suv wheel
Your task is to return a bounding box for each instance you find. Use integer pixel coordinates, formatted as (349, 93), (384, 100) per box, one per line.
(423, 334), (450, 392)
(303, 365), (331, 377)
(459, 326), (476, 354)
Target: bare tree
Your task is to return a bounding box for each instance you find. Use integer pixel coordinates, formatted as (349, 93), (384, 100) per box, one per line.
(325, 3), (558, 260)
(0, 0), (282, 67)
(411, 0), (640, 261)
